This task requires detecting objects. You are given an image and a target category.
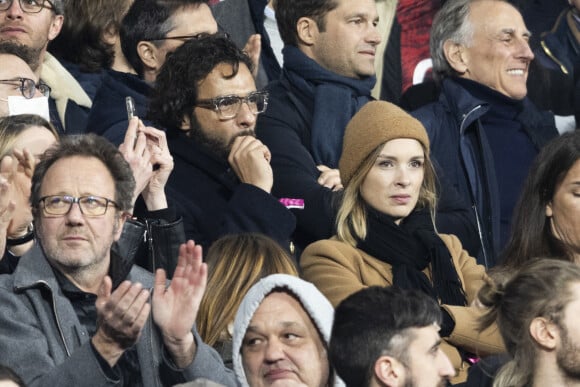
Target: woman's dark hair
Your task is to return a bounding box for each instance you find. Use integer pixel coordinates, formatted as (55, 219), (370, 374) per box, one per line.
(500, 131), (580, 268)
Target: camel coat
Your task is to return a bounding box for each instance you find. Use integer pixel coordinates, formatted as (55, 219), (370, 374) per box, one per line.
(301, 233), (505, 383)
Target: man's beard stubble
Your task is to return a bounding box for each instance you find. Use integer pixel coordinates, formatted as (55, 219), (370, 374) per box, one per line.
(556, 323), (580, 381)
(187, 114), (256, 161)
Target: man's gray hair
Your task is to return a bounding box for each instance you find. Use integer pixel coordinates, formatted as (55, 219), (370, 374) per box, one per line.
(430, 0), (475, 82)
(50, 0), (64, 15)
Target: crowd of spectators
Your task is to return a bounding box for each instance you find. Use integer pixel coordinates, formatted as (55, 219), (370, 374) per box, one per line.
(0, 0), (579, 386)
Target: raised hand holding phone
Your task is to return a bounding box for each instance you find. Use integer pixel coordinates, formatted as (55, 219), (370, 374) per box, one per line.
(120, 97), (173, 211)
(119, 117), (153, 207)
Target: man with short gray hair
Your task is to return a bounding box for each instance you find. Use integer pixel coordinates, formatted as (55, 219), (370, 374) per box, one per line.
(412, 0), (558, 267)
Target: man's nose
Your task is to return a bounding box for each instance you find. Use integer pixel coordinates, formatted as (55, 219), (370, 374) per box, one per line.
(236, 100), (257, 129)
(4, 0), (25, 18)
(64, 201), (85, 225)
(516, 38), (534, 61)
(263, 339), (285, 362)
(438, 350), (456, 379)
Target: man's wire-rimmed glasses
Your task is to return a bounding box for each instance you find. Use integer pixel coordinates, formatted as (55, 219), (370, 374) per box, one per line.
(195, 91), (269, 119)
(0, 78), (51, 99)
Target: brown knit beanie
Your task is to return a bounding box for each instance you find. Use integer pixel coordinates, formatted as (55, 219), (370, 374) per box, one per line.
(339, 101), (430, 187)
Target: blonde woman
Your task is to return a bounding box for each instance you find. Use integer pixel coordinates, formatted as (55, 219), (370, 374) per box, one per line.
(301, 101), (504, 384)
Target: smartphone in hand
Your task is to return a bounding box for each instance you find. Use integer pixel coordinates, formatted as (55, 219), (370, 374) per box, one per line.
(126, 96), (136, 121)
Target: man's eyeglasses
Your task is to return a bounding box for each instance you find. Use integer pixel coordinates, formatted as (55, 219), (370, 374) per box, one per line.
(196, 91), (269, 120)
(39, 195), (119, 217)
(0, 0), (56, 14)
(145, 31), (229, 42)
(0, 78), (51, 99)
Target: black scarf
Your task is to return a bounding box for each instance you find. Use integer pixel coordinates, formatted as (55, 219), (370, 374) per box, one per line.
(282, 45), (375, 167)
(356, 206), (467, 306)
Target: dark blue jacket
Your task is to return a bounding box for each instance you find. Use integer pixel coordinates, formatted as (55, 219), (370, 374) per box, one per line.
(412, 78), (558, 267)
(255, 77), (340, 251)
(58, 60), (105, 101)
(86, 69), (152, 146)
(48, 98), (90, 135)
(41, 53), (92, 135)
(166, 131), (296, 252)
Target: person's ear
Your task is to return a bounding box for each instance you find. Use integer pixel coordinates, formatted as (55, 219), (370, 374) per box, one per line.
(137, 41), (161, 72)
(48, 14), (64, 41)
(296, 16), (319, 46)
(443, 40), (468, 75)
(374, 355), (405, 387)
(529, 317), (558, 350)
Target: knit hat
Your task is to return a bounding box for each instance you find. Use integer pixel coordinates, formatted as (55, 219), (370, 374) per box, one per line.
(231, 274), (344, 387)
(339, 101), (430, 187)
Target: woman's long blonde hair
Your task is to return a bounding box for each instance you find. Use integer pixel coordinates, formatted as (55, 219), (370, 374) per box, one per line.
(197, 233), (299, 346)
(336, 142), (438, 246)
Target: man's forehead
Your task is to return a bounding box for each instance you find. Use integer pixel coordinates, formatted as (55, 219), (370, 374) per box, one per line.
(470, 1), (527, 32)
(325, 0), (379, 20)
(254, 291), (312, 325)
(41, 156), (115, 192)
(0, 54), (36, 80)
(198, 62), (256, 95)
(406, 324), (441, 351)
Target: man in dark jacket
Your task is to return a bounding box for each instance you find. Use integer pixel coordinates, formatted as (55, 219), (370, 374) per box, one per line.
(148, 35), (295, 252)
(0, 134), (236, 387)
(86, 0), (218, 146)
(255, 0), (381, 250)
(412, 0), (559, 267)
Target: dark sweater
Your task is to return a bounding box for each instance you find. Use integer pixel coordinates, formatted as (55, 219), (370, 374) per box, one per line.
(458, 79), (538, 248)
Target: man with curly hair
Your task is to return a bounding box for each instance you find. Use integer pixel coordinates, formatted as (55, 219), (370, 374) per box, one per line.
(148, 34), (295, 252)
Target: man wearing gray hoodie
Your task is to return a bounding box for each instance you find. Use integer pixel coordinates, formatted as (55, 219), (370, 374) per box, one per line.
(232, 274), (344, 387)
